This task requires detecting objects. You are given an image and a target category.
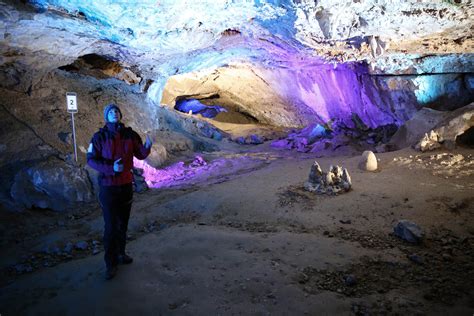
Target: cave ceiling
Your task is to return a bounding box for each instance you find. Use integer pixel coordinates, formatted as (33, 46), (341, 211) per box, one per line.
(1, 0), (472, 80)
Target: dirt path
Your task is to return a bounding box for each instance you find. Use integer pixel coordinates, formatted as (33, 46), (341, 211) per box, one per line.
(1, 147), (473, 315)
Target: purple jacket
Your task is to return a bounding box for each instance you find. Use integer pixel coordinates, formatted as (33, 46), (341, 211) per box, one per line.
(87, 123), (150, 186)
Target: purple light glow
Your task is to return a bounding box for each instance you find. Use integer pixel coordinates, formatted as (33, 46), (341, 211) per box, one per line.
(133, 154), (267, 189)
(133, 157), (203, 189)
(272, 65), (400, 128)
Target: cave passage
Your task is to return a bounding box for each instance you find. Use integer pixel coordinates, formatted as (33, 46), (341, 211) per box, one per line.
(174, 98), (260, 125)
(456, 126), (474, 147)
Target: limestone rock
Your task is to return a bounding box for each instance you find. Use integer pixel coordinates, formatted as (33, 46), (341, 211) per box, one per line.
(359, 151), (377, 171)
(145, 144), (168, 168)
(10, 157), (94, 211)
(415, 130), (442, 152)
(308, 161), (323, 184)
(393, 220), (424, 244)
(341, 168), (352, 191)
(413, 103), (474, 151)
(433, 103), (474, 148)
(75, 241), (88, 250)
(304, 161), (351, 195)
(389, 108), (446, 150)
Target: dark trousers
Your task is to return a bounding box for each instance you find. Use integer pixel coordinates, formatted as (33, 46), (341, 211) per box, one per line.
(99, 183), (133, 268)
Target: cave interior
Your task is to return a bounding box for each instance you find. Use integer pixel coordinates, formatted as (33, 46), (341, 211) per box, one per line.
(0, 0), (473, 314)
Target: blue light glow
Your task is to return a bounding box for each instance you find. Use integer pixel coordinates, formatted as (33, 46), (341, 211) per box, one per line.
(28, 0), (288, 54)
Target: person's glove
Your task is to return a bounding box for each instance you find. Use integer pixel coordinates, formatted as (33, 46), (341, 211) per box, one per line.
(145, 135), (153, 149)
(113, 158), (123, 172)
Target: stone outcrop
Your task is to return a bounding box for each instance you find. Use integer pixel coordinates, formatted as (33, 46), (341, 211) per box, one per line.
(58, 54), (141, 85)
(415, 130), (442, 152)
(10, 157), (94, 212)
(414, 103), (474, 151)
(432, 103), (474, 148)
(304, 161), (352, 195)
(389, 108), (447, 150)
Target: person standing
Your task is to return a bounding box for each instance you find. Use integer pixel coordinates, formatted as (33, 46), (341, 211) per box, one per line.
(87, 103), (152, 280)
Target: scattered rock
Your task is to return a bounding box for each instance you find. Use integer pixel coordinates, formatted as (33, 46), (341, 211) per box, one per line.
(75, 241), (88, 250)
(42, 245), (61, 255)
(14, 263), (33, 274)
(249, 134), (264, 144)
(359, 150), (377, 171)
(343, 274), (357, 286)
(63, 242), (73, 254)
(393, 220), (423, 243)
(271, 119), (396, 154)
(190, 155), (207, 168)
(407, 254), (424, 265)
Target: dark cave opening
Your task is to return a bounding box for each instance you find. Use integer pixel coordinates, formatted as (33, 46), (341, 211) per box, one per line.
(58, 54), (122, 78)
(456, 126), (474, 147)
(174, 98), (259, 125)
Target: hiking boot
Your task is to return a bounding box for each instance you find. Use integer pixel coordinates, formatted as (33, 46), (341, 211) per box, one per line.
(118, 254), (133, 265)
(105, 266), (118, 280)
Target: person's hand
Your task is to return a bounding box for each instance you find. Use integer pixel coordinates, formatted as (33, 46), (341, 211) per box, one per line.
(145, 135), (153, 149)
(113, 158), (123, 172)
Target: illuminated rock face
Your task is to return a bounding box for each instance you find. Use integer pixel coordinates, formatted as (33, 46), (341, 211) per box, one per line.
(0, 0), (472, 211)
(0, 1), (472, 133)
(163, 63), (473, 129)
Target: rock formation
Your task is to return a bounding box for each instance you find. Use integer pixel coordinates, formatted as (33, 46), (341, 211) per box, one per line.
(0, 1), (473, 211)
(304, 161), (352, 195)
(359, 151), (378, 171)
(10, 157), (94, 211)
(414, 103), (474, 151)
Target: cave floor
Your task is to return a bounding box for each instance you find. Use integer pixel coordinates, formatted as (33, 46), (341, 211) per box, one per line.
(1, 146), (473, 315)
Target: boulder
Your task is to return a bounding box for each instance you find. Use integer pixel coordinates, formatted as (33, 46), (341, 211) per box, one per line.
(433, 103), (474, 149)
(145, 144), (168, 168)
(10, 157), (94, 211)
(391, 103), (474, 151)
(84, 164), (100, 197)
(393, 220), (423, 243)
(359, 151), (377, 171)
(389, 108), (446, 149)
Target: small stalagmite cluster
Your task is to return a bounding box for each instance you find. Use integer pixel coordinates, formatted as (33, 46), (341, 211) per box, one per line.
(304, 161), (352, 195)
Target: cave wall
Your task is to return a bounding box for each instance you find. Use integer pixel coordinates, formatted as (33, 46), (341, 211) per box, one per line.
(282, 67), (474, 127)
(161, 62), (474, 129)
(0, 65), (156, 166)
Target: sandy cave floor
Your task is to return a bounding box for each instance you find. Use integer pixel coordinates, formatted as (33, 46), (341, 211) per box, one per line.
(0, 145), (473, 315)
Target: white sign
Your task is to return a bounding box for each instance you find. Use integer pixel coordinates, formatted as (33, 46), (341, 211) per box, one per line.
(66, 92), (78, 113)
